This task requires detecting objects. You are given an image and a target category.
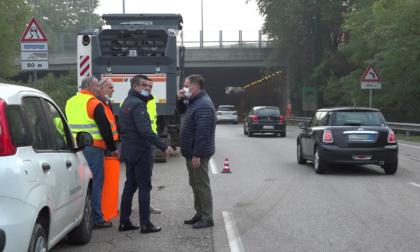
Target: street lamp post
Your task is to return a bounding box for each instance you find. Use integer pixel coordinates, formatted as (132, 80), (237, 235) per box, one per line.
(89, 0), (91, 29)
(201, 0), (203, 48)
(123, 0), (125, 14)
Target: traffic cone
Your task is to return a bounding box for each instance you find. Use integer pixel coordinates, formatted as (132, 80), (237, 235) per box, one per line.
(221, 158), (232, 173)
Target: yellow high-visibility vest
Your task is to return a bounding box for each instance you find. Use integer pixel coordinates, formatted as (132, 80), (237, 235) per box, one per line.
(66, 93), (103, 140)
(120, 96), (158, 134)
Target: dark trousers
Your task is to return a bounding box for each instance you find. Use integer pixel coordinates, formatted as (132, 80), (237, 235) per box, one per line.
(120, 146), (152, 226)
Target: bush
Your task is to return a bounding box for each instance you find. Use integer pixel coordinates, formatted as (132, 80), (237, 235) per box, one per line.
(0, 69), (78, 111)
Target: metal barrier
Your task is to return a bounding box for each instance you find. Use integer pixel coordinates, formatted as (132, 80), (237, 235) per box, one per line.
(46, 30), (270, 52)
(286, 117), (420, 136)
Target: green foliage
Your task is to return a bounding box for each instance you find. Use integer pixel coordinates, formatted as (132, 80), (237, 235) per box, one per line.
(0, 0), (31, 78)
(26, 0), (104, 51)
(0, 70), (78, 111)
(341, 0), (420, 122)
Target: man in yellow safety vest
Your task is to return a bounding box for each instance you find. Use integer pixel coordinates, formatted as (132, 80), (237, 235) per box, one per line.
(66, 76), (120, 229)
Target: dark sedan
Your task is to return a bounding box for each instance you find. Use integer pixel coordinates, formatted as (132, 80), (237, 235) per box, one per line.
(296, 107), (398, 174)
(244, 106), (286, 137)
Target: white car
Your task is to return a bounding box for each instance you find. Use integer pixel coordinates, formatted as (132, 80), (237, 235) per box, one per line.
(0, 84), (94, 252)
(216, 105), (238, 124)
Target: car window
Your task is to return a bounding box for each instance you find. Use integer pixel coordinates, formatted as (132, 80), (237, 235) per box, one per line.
(22, 97), (54, 151)
(218, 107), (236, 111)
(5, 105), (31, 147)
(44, 100), (72, 150)
(309, 111), (329, 127)
(334, 111), (383, 126)
(256, 109), (279, 116)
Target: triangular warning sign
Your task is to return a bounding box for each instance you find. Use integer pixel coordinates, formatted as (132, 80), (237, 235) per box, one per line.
(21, 18), (48, 42)
(361, 65), (381, 82)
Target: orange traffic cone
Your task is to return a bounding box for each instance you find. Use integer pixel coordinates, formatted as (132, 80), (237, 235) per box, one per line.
(221, 158), (232, 173)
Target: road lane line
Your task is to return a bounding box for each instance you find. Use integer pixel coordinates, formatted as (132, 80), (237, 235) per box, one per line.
(223, 211), (244, 252)
(399, 143), (420, 149)
(409, 182), (420, 188)
(210, 159), (218, 174)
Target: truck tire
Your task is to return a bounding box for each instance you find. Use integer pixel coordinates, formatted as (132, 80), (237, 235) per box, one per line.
(67, 187), (93, 244)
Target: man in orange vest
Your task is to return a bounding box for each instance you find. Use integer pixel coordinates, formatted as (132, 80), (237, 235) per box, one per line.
(97, 77), (118, 157)
(66, 76), (120, 229)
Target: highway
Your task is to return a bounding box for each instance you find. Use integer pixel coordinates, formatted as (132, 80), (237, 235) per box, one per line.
(51, 125), (420, 252)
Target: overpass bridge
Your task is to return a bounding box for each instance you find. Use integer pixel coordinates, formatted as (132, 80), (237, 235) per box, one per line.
(14, 30), (287, 114)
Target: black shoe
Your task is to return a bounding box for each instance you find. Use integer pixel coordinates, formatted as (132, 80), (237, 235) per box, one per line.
(184, 216), (202, 225)
(119, 222), (140, 232)
(93, 221), (113, 229)
(140, 224), (161, 233)
(193, 219), (214, 229)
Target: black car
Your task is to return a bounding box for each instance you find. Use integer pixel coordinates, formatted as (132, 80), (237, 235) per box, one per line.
(244, 106), (286, 137)
(296, 107), (398, 174)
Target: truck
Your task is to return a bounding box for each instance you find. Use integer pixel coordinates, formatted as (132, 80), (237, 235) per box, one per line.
(77, 14), (185, 162)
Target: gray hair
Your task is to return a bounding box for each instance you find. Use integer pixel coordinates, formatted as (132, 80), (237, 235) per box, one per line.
(80, 76), (97, 89)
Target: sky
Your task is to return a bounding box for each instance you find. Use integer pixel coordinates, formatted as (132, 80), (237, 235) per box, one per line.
(94, 0), (265, 32)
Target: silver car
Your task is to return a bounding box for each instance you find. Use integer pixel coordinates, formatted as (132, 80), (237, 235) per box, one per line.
(0, 84), (94, 252)
(216, 105), (238, 124)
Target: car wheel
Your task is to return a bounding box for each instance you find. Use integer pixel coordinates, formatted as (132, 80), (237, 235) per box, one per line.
(384, 161), (398, 175)
(244, 125), (248, 135)
(28, 223), (47, 252)
(280, 132), (286, 137)
(233, 122), (238, 125)
(248, 126), (253, 137)
(314, 146), (327, 174)
(297, 142), (307, 164)
(67, 187), (93, 244)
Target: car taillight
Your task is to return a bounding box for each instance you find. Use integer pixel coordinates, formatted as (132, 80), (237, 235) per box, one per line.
(323, 129), (333, 143)
(253, 115), (258, 122)
(279, 115), (284, 122)
(217, 112), (223, 115)
(0, 99), (16, 156)
(388, 130), (396, 143)
(233, 112), (238, 115)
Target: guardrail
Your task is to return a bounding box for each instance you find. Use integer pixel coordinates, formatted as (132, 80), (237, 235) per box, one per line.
(286, 117), (420, 136)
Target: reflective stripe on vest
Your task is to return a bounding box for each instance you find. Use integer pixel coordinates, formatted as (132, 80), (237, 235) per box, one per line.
(102, 101), (119, 140)
(66, 93), (103, 140)
(147, 96), (158, 134)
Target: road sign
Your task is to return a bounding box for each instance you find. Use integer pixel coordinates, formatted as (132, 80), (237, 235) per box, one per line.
(20, 18), (48, 42)
(361, 65), (381, 82)
(21, 61), (49, 70)
(21, 52), (48, 61)
(361, 82), (382, 89)
(21, 43), (48, 51)
(302, 87), (317, 111)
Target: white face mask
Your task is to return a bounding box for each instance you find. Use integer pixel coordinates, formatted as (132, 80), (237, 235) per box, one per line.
(184, 87), (192, 98)
(104, 94), (111, 101)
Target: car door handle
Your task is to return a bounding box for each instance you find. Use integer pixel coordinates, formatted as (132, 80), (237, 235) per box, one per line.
(66, 160), (72, 168)
(42, 163), (51, 171)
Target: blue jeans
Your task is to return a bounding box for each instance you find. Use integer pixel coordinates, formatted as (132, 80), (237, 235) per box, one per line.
(120, 146), (152, 226)
(150, 145), (155, 175)
(82, 146), (105, 224)
(104, 149), (112, 157)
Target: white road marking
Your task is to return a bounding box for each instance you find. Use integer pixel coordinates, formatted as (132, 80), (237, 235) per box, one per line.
(210, 158), (218, 174)
(399, 143), (420, 149)
(409, 182), (420, 188)
(223, 211), (245, 252)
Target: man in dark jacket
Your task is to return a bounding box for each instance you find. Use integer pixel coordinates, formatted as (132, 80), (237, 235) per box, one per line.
(118, 77), (174, 234)
(176, 74), (216, 229)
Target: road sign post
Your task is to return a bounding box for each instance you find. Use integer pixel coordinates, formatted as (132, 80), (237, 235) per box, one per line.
(20, 18), (49, 88)
(360, 65), (381, 107)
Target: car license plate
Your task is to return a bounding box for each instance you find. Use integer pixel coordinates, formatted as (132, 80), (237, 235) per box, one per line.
(348, 134), (375, 141)
(263, 125), (275, 129)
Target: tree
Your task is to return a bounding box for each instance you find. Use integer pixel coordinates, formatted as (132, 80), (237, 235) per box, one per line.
(340, 0), (420, 122)
(249, 0), (355, 116)
(0, 0), (31, 78)
(27, 0), (104, 51)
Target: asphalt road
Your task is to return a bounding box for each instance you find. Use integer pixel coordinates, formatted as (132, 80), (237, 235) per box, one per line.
(52, 124), (420, 252)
